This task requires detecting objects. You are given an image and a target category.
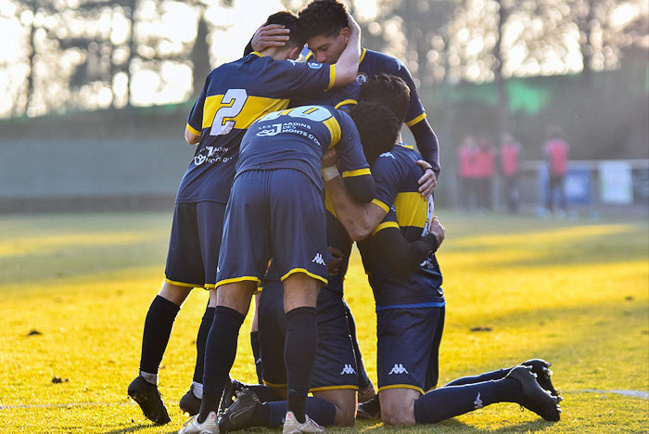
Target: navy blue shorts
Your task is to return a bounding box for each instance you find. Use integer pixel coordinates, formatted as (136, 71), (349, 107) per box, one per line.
(216, 169), (328, 287)
(258, 281), (359, 392)
(164, 201), (226, 288)
(376, 306), (445, 394)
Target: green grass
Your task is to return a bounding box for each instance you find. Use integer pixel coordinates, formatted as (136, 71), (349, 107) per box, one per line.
(0, 211), (647, 433)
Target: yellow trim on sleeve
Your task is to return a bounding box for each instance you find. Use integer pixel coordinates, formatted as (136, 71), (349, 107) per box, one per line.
(372, 221), (399, 236)
(342, 168), (371, 178)
(281, 268), (328, 286)
(405, 112), (427, 127)
(263, 380), (287, 389)
(185, 123), (201, 136)
(371, 198), (390, 213)
(335, 99), (358, 109)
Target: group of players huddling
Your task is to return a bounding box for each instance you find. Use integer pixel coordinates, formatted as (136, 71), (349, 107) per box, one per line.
(126, 1), (563, 433)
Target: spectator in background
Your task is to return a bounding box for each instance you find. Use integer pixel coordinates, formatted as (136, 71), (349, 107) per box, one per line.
(475, 138), (497, 211)
(543, 126), (569, 216)
(499, 133), (521, 214)
(458, 136), (479, 211)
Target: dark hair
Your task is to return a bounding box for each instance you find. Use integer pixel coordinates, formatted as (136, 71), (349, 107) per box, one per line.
(298, 0), (348, 40)
(360, 74), (410, 123)
(266, 11), (306, 50)
(349, 101), (401, 164)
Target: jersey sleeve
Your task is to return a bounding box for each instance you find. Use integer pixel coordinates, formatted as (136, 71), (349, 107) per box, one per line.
(369, 152), (403, 213)
(334, 112), (375, 202)
(186, 75), (210, 135)
(382, 56), (426, 127)
(263, 59), (336, 96)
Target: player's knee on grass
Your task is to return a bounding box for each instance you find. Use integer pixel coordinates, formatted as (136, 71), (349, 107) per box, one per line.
(313, 389), (356, 426)
(379, 389), (418, 425)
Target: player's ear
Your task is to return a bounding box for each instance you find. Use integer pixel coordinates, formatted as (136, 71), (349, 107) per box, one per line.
(341, 27), (351, 43)
(288, 45), (301, 60)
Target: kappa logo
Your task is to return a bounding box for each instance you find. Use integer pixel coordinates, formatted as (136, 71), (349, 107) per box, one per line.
(474, 392), (483, 409)
(388, 363), (409, 375)
(340, 364), (356, 375)
(311, 253), (326, 265)
(379, 151), (395, 159)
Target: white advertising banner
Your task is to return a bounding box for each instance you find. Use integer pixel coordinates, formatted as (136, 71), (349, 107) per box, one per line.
(599, 161), (633, 204)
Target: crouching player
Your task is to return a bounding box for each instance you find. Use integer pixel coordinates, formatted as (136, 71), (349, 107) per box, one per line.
(325, 142), (563, 425)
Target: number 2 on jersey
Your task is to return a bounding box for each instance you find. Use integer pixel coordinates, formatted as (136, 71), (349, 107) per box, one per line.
(210, 89), (247, 136)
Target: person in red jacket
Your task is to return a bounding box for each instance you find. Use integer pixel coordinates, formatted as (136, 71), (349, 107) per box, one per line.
(543, 126), (569, 215)
(458, 136), (479, 211)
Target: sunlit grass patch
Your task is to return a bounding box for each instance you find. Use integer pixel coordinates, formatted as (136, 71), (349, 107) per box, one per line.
(0, 211), (647, 433)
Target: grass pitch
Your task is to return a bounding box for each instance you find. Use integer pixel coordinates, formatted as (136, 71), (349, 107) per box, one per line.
(0, 210), (647, 433)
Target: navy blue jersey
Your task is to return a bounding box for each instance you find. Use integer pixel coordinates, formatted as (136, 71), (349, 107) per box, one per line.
(289, 81), (360, 112)
(178, 53), (336, 204)
(307, 48), (426, 128)
(237, 105), (371, 192)
(358, 143), (444, 308)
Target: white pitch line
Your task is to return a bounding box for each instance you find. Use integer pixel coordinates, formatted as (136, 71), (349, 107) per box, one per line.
(575, 389), (649, 399)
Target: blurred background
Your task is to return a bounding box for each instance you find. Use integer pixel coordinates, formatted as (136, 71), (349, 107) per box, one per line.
(0, 0), (647, 216)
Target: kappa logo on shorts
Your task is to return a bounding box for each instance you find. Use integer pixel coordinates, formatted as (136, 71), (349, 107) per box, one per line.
(388, 363), (409, 375)
(311, 253), (326, 265)
(340, 364), (356, 375)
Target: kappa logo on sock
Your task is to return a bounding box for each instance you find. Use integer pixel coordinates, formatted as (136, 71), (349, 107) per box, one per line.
(311, 253), (326, 265)
(340, 364), (357, 375)
(388, 363), (409, 375)
(474, 392), (483, 409)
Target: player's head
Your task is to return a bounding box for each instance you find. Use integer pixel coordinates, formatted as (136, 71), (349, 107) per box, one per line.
(265, 11), (306, 60)
(298, 0), (349, 64)
(349, 101), (402, 164)
(359, 74), (410, 124)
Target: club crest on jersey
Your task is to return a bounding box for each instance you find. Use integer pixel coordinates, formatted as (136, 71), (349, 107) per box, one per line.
(356, 73), (368, 84)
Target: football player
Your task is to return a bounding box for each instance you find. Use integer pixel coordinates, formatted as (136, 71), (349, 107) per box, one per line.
(128, 9), (362, 427)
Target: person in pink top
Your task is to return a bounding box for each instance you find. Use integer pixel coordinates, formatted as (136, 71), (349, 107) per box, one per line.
(499, 133), (521, 213)
(475, 138), (497, 211)
(543, 126), (569, 214)
(458, 136), (479, 211)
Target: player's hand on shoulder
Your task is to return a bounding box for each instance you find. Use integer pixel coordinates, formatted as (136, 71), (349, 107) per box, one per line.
(416, 159), (437, 198)
(251, 23), (290, 52)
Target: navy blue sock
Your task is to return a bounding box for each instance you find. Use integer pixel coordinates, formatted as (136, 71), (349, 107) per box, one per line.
(246, 384), (283, 402)
(285, 306), (317, 423)
(344, 301), (371, 390)
(413, 378), (520, 424)
(443, 368), (509, 387)
(192, 306), (215, 383)
(250, 331), (263, 384)
(198, 306), (245, 423)
(139, 295), (180, 374)
(265, 397), (336, 427)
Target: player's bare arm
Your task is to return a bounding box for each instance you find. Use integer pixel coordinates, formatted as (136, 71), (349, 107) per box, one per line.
(184, 127), (200, 145)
